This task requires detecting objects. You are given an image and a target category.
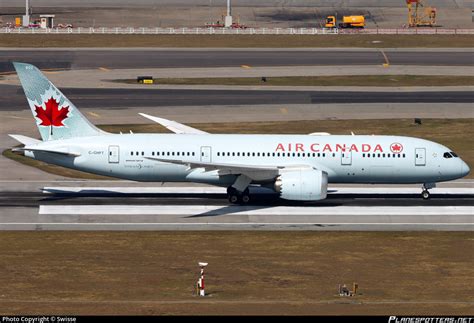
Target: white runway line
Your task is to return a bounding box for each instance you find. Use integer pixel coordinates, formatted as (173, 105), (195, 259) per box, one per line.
(39, 205), (474, 216)
(42, 186), (474, 195)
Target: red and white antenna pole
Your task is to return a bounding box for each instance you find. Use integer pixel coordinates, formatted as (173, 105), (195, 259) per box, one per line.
(197, 262), (208, 296)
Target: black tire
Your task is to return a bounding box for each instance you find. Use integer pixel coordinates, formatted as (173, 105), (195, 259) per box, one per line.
(228, 194), (240, 204)
(422, 190), (430, 200)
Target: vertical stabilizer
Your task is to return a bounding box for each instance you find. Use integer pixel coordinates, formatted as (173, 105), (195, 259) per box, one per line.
(13, 62), (103, 141)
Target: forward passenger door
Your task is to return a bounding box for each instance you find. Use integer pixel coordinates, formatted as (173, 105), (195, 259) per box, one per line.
(415, 148), (426, 166)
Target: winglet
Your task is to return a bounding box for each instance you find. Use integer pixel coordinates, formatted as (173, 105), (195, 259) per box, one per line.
(139, 113), (208, 135)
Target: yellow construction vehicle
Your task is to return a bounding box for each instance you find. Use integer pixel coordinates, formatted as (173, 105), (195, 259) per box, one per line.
(325, 15), (365, 28)
(406, 0), (436, 27)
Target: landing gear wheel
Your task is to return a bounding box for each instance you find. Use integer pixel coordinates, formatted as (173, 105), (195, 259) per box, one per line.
(228, 193), (241, 204)
(241, 193), (250, 204)
(422, 190), (430, 200)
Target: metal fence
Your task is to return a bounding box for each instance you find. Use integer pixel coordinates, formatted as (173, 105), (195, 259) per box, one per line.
(1, 27), (473, 35)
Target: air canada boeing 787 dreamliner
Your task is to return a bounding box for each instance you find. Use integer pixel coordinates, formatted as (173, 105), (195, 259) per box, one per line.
(9, 63), (470, 203)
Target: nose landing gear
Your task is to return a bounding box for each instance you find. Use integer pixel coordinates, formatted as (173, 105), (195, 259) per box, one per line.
(421, 182), (436, 200)
(422, 189), (430, 200)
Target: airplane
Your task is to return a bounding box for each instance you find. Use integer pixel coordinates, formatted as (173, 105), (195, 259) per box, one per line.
(9, 62), (470, 203)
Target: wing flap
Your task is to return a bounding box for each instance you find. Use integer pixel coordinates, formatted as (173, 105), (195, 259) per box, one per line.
(145, 156), (313, 181)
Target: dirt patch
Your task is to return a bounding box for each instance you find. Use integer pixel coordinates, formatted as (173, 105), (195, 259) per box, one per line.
(0, 231), (472, 315)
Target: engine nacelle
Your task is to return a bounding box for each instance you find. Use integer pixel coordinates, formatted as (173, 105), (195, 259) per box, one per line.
(274, 169), (328, 201)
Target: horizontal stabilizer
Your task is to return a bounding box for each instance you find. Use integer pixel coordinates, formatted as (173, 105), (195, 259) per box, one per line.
(8, 134), (41, 146)
(139, 113), (208, 135)
(13, 146), (81, 157)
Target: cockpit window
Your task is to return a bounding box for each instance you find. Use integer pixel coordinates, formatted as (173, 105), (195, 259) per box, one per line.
(450, 152), (458, 157)
(443, 152), (453, 158)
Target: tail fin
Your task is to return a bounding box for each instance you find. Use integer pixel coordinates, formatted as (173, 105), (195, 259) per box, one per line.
(13, 62), (103, 141)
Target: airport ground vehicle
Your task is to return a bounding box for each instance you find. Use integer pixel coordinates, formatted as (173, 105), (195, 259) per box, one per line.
(325, 15), (365, 28)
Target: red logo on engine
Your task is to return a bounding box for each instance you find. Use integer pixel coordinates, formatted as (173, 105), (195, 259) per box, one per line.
(390, 143), (403, 153)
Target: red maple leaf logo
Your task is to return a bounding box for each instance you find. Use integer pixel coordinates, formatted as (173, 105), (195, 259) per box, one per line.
(390, 143), (403, 153)
(34, 97), (69, 127)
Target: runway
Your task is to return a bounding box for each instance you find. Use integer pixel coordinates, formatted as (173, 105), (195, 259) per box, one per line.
(1, 49), (473, 73)
(1, 186), (472, 231)
(2, 85), (473, 110)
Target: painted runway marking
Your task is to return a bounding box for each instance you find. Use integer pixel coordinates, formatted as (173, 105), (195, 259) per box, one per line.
(39, 205), (474, 216)
(380, 49), (390, 67)
(87, 111), (101, 118)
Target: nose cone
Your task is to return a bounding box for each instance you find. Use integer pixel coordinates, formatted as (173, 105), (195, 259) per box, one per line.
(461, 161), (470, 177)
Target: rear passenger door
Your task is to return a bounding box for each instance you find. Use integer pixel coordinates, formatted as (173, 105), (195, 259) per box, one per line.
(108, 145), (120, 163)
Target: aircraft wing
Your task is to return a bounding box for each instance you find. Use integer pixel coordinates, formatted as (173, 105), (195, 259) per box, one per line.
(145, 156), (313, 181)
(139, 113), (209, 135)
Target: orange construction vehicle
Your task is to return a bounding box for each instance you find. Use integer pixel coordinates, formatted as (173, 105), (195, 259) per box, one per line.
(406, 0), (436, 27)
(325, 15), (365, 28)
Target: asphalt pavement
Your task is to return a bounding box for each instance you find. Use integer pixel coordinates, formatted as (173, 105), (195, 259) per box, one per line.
(1, 49), (473, 73)
(2, 85), (473, 110)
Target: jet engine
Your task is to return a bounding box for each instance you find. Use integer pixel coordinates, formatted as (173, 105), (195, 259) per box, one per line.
(274, 169), (328, 201)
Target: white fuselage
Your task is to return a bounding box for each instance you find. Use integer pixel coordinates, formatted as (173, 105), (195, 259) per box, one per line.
(26, 133), (469, 187)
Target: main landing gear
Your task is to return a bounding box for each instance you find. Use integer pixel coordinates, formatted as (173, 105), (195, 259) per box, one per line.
(421, 182), (436, 200)
(227, 187), (250, 204)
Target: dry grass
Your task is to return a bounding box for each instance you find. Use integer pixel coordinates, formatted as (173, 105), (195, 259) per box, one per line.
(1, 34), (473, 48)
(115, 75), (474, 87)
(4, 118), (473, 179)
(0, 231), (472, 315)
